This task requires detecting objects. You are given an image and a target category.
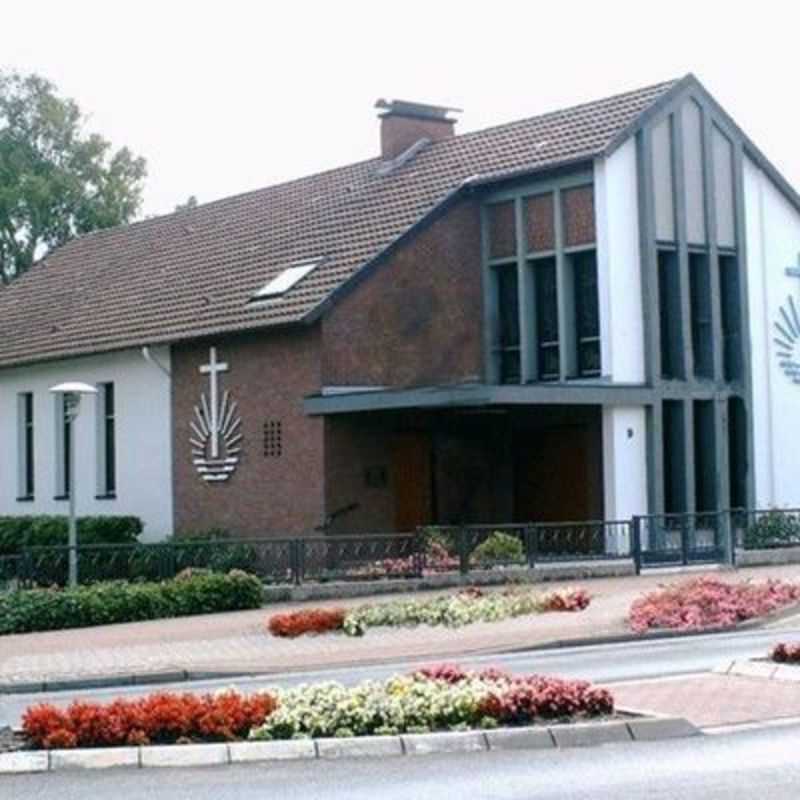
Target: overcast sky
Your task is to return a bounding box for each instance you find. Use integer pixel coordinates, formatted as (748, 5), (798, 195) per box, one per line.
(4, 1), (798, 218)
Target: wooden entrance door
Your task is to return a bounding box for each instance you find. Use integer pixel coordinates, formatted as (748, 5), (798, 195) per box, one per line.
(391, 432), (433, 531)
(515, 427), (593, 523)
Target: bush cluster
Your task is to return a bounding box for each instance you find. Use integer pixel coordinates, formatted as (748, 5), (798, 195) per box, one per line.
(23, 690), (277, 749)
(0, 570), (263, 634)
(628, 577), (800, 634)
(771, 642), (800, 664)
(266, 586), (591, 638)
(743, 511), (800, 550)
(251, 664), (613, 740)
(471, 532), (525, 566)
(0, 515), (143, 555)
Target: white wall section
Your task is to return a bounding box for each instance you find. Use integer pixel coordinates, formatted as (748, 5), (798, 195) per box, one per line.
(594, 138), (646, 383)
(743, 155), (800, 509)
(0, 347), (173, 540)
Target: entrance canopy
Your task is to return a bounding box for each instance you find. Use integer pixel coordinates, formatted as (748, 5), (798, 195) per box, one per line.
(305, 382), (651, 416)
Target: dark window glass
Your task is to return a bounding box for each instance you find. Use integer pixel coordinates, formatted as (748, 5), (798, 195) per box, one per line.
(23, 393), (34, 497)
(496, 265), (520, 383)
(535, 258), (559, 380)
(689, 251), (714, 379)
(719, 254), (743, 382)
(573, 251), (601, 377)
(693, 400), (717, 513)
(728, 397), (748, 509)
(663, 400), (686, 514)
(658, 250), (684, 380)
(103, 383), (116, 494)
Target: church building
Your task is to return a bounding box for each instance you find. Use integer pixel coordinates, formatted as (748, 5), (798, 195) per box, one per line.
(0, 74), (798, 541)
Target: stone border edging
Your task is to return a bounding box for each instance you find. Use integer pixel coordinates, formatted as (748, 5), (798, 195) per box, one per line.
(715, 659), (800, 682)
(0, 716), (699, 774)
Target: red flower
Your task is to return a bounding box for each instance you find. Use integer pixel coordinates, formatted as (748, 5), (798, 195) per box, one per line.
(268, 608), (346, 638)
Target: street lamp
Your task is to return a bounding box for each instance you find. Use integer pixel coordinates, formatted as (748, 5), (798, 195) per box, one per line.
(49, 382), (98, 587)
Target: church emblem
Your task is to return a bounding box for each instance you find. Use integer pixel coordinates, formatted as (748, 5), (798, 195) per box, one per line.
(190, 347), (242, 481)
(774, 258), (800, 385)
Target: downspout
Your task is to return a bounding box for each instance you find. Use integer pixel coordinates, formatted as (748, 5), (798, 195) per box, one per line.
(141, 346), (171, 378)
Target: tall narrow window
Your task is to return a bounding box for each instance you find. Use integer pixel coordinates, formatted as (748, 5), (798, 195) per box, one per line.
(719, 254), (743, 382)
(535, 258), (559, 380)
(99, 382), (116, 496)
(693, 400), (717, 512)
(728, 397), (748, 509)
(689, 251), (713, 379)
(17, 393), (34, 499)
(663, 400), (686, 514)
(495, 265), (520, 384)
(572, 251), (601, 377)
(657, 250), (684, 380)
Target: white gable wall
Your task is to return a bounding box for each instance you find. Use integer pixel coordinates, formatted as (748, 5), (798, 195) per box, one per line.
(0, 347), (173, 541)
(595, 139), (649, 522)
(743, 155), (800, 509)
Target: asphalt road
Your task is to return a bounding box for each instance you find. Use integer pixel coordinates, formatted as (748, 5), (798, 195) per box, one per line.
(4, 721), (800, 799)
(3, 624), (799, 728)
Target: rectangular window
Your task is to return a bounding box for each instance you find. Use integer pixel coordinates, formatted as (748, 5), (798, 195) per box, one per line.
(534, 258), (559, 380)
(572, 251), (601, 377)
(98, 382), (116, 496)
(17, 393), (34, 499)
(657, 250), (684, 380)
(689, 251), (713, 379)
(719, 254), (743, 382)
(693, 400), (717, 512)
(495, 265), (520, 383)
(663, 400), (686, 514)
(728, 397), (748, 509)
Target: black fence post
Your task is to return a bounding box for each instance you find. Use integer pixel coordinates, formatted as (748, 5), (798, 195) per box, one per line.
(413, 529), (425, 578)
(632, 517), (643, 574)
(525, 525), (538, 569)
(458, 528), (469, 575)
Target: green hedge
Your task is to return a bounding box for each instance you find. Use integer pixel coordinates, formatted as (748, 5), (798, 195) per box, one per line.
(0, 515), (143, 556)
(0, 570), (263, 634)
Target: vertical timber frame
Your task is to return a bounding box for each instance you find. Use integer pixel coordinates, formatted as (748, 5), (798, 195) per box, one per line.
(637, 83), (756, 517)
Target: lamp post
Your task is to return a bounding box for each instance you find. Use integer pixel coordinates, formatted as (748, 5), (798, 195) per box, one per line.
(49, 382), (98, 587)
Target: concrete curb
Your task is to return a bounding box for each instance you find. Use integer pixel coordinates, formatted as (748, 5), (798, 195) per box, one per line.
(715, 659), (800, 682)
(0, 716), (700, 774)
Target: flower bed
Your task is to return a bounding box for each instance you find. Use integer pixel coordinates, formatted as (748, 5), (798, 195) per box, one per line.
(252, 665), (612, 740)
(268, 586), (590, 638)
(23, 691), (277, 749)
(771, 642), (800, 664)
(628, 577), (800, 634)
(0, 569), (264, 634)
(20, 666), (613, 749)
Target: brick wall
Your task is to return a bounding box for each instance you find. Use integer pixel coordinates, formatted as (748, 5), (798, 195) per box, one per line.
(172, 327), (325, 537)
(322, 200), (484, 388)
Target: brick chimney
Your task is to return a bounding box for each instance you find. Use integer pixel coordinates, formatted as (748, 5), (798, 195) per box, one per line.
(375, 99), (461, 160)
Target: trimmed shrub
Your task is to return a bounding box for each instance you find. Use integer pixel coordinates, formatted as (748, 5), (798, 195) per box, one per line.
(0, 570), (263, 634)
(628, 577), (800, 633)
(743, 511), (800, 550)
(471, 531), (525, 566)
(0, 515), (143, 555)
(23, 689), (277, 748)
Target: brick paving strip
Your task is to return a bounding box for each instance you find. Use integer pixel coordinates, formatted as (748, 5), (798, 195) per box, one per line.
(3, 564), (800, 689)
(613, 673), (800, 729)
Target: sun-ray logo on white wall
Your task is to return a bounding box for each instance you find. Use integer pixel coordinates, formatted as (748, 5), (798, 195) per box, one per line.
(190, 347), (242, 481)
(775, 258), (800, 385)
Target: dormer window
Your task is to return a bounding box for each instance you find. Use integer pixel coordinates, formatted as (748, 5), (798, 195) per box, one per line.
(249, 259), (322, 303)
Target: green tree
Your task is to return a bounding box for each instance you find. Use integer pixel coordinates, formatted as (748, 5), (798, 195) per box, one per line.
(0, 71), (147, 282)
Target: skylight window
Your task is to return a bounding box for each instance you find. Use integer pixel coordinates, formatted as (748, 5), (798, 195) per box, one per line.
(249, 259), (322, 302)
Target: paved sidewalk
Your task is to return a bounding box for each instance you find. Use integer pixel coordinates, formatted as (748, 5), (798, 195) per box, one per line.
(615, 673), (800, 728)
(2, 564), (800, 687)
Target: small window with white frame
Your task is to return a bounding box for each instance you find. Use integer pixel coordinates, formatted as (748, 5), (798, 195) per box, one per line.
(17, 392), (34, 500)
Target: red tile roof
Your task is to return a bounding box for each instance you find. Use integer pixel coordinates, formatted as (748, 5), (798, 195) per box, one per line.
(0, 78), (678, 368)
